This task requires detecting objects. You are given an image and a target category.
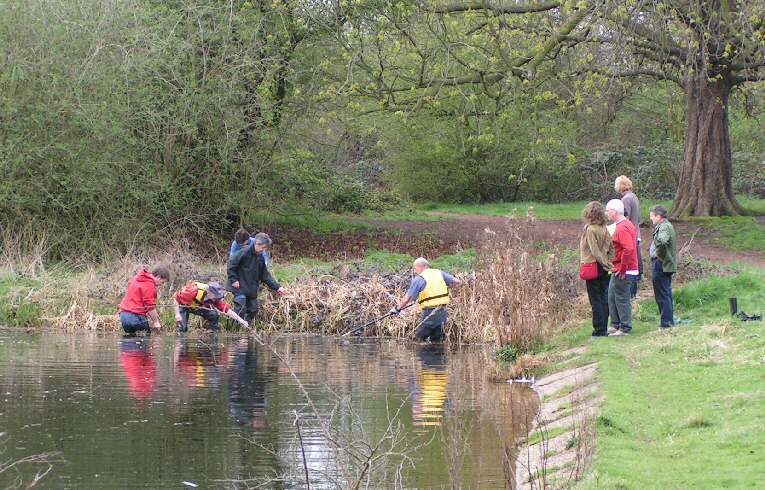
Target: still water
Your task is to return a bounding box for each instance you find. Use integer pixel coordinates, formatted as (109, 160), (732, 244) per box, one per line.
(0, 330), (538, 489)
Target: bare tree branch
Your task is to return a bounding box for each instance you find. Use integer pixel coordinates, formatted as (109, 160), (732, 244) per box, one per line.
(434, 0), (561, 15)
(526, 2), (595, 78)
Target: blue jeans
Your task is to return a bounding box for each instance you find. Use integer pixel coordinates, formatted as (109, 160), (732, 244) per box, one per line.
(120, 312), (150, 334)
(630, 239), (643, 298)
(651, 259), (674, 327)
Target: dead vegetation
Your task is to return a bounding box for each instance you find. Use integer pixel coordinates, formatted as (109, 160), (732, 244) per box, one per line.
(0, 432), (63, 489)
(1, 222), (584, 348)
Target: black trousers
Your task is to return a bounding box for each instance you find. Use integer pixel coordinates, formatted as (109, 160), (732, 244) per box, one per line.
(178, 307), (219, 332)
(414, 307), (447, 341)
(234, 296), (259, 323)
(586, 263), (610, 336)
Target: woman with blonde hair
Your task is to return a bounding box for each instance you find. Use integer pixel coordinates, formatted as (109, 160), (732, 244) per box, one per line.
(579, 201), (614, 337)
(615, 175), (642, 298)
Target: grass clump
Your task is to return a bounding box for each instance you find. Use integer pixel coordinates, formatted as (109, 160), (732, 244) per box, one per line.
(495, 344), (520, 363)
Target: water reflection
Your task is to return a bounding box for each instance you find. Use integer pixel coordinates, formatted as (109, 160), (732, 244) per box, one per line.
(228, 337), (274, 428)
(119, 336), (156, 402)
(0, 331), (540, 489)
(412, 343), (448, 429)
(174, 336), (229, 389)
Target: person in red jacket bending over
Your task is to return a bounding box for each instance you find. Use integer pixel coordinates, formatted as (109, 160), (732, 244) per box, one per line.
(605, 199), (639, 337)
(173, 281), (249, 333)
(119, 266), (171, 335)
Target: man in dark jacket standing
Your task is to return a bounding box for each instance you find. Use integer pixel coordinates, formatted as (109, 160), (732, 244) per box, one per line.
(227, 232), (286, 323)
(649, 205), (677, 330)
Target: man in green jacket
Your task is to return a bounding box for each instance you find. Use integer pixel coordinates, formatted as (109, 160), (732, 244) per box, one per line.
(649, 205), (677, 329)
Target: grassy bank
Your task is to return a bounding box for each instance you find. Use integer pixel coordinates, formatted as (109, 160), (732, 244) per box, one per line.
(568, 269), (765, 487)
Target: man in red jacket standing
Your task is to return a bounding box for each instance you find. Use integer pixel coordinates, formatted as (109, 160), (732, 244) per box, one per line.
(605, 199), (639, 336)
(119, 267), (171, 334)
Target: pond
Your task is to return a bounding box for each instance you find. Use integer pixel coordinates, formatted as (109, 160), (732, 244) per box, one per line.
(0, 330), (539, 488)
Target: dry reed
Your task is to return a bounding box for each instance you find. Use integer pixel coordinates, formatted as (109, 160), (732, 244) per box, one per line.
(7, 223), (579, 347)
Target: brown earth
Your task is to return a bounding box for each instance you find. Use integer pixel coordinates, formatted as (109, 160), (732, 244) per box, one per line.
(364, 213), (765, 268)
(262, 213), (765, 269)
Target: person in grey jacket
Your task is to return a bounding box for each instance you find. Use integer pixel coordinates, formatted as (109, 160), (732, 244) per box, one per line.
(615, 175), (642, 298)
(227, 233), (286, 323)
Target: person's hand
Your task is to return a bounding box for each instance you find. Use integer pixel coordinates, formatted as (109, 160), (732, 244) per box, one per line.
(239, 318), (249, 328)
(389, 306), (401, 315)
(151, 323), (162, 333)
(175, 312), (182, 322)
(232, 281), (240, 289)
(276, 287), (286, 297)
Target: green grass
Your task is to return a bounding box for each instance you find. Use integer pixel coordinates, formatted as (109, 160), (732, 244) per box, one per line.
(360, 248), (477, 273)
(573, 268), (765, 488)
(693, 216), (765, 253)
(0, 273), (43, 326)
(373, 195), (764, 225)
(417, 200), (592, 220)
(249, 210), (371, 233)
(737, 195), (765, 215)
(379, 198), (676, 221)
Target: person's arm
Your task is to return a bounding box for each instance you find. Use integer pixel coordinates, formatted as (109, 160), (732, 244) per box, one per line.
(617, 230), (636, 277)
(146, 308), (162, 331)
(140, 283), (162, 330)
(584, 228), (609, 267)
(610, 229), (626, 277)
(217, 301), (248, 327)
(228, 248), (244, 289)
(173, 296), (183, 323)
(442, 271), (461, 287)
(173, 286), (193, 322)
(260, 261), (285, 296)
(395, 294), (414, 312)
(392, 278), (424, 313)
(654, 222), (672, 247)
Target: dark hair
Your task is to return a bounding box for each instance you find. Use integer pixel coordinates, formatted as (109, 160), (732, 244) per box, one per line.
(234, 228), (251, 244)
(650, 205), (668, 218)
(151, 266), (171, 281)
(582, 201), (607, 226)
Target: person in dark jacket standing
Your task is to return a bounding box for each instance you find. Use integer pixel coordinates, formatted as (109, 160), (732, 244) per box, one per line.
(649, 205), (678, 330)
(227, 232), (286, 323)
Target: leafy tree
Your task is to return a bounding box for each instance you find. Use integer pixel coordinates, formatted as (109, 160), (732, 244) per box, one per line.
(334, 0), (765, 216)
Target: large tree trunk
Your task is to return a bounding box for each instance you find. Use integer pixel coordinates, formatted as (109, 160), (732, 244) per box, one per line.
(671, 74), (745, 217)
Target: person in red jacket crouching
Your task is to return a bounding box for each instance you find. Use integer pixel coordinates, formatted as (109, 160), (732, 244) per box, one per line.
(119, 266), (171, 335)
(173, 281), (249, 333)
(605, 199), (639, 336)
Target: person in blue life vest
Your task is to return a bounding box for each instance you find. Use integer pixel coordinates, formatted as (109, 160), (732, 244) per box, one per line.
(390, 257), (461, 342)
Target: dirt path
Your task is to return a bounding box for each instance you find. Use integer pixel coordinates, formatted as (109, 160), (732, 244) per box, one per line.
(365, 213), (765, 269)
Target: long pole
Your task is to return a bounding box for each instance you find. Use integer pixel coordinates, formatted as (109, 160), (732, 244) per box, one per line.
(342, 302), (415, 337)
